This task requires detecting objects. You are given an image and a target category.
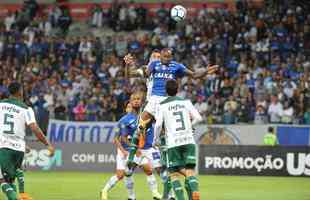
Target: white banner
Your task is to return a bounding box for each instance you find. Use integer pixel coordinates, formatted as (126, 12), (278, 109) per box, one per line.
(47, 120), (118, 143)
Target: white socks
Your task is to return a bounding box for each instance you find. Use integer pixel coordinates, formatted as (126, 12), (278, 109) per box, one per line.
(103, 175), (119, 191)
(125, 176), (136, 199)
(146, 174), (159, 195)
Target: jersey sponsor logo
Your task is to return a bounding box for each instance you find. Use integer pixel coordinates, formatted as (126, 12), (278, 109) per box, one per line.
(153, 73), (174, 79)
(1, 105), (21, 114)
(168, 104), (185, 111)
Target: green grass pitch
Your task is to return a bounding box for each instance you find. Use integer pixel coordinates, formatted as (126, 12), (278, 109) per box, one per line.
(1, 171), (310, 200)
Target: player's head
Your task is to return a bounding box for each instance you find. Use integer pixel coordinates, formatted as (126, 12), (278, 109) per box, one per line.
(125, 102), (133, 113)
(160, 48), (173, 64)
(130, 92), (144, 110)
(166, 79), (178, 96)
(150, 49), (161, 60)
(8, 82), (22, 98)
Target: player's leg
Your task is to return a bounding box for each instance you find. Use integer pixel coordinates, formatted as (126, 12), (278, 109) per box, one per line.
(139, 157), (161, 200)
(183, 144), (199, 200)
(15, 169), (32, 200)
(101, 152), (127, 200)
(124, 176), (136, 200)
(0, 149), (22, 200)
(127, 111), (152, 168)
(169, 172), (185, 200)
(159, 153), (174, 200)
(147, 147), (174, 200)
(167, 146), (186, 200)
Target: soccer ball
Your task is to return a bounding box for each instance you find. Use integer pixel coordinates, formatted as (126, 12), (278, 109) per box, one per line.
(170, 5), (187, 22)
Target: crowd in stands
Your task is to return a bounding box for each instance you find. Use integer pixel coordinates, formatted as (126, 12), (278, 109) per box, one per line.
(0, 0), (309, 129)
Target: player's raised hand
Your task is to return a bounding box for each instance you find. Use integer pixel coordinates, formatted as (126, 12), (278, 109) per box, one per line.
(124, 54), (135, 66)
(47, 145), (55, 157)
(206, 64), (219, 75)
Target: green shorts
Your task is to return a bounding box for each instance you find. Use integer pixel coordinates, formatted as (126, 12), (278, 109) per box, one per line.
(0, 148), (24, 181)
(160, 150), (167, 168)
(167, 144), (196, 172)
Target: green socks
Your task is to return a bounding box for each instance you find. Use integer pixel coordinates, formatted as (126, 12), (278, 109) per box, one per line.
(186, 176), (199, 193)
(1, 183), (18, 200)
(185, 178), (192, 200)
(163, 177), (172, 199)
(171, 179), (185, 200)
(127, 132), (139, 164)
(16, 169), (25, 193)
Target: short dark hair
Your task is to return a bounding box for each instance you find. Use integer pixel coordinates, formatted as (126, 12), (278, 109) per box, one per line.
(8, 82), (21, 95)
(268, 127), (274, 133)
(166, 79), (178, 96)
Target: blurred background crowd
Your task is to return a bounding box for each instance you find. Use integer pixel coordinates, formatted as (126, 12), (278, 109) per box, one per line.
(0, 0), (309, 132)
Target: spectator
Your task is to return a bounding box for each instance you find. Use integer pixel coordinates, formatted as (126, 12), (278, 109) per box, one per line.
(254, 105), (268, 124)
(73, 100), (87, 121)
(91, 4), (103, 28)
(54, 100), (67, 120)
(304, 107), (310, 125)
(236, 97), (251, 123)
(58, 8), (72, 35)
(86, 97), (100, 121)
(281, 101), (294, 123)
(4, 12), (16, 32)
(194, 95), (208, 120)
(268, 95), (283, 123)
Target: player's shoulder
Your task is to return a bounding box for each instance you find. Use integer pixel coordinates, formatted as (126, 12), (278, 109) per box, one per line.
(160, 96), (186, 105)
(0, 98), (29, 109)
(149, 60), (161, 67)
(119, 113), (137, 124)
(169, 60), (185, 68)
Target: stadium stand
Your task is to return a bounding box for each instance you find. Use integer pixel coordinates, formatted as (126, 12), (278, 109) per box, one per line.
(0, 0), (309, 128)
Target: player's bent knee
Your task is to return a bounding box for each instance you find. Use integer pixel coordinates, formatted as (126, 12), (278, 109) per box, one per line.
(142, 165), (153, 175)
(185, 166), (196, 177)
(116, 170), (125, 180)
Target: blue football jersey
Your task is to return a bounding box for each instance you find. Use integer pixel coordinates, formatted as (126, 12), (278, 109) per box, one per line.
(117, 112), (154, 150)
(148, 60), (187, 96)
(117, 113), (137, 150)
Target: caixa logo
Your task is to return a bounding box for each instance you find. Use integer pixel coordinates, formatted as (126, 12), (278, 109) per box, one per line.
(25, 149), (62, 171)
(287, 153), (310, 176)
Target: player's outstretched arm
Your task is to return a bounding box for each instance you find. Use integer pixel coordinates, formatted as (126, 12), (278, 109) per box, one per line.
(124, 54), (151, 77)
(185, 64), (219, 79)
(187, 101), (203, 126)
(28, 123), (55, 156)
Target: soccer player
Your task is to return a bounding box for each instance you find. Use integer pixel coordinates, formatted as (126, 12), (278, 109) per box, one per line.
(0, 82), (55, 200)
(124, 49), (217, 163)
(126, 50), (175, 200)
(154, 79), (203, 200)
(100, 92), (161, 200)
(124, 48), (217, 135)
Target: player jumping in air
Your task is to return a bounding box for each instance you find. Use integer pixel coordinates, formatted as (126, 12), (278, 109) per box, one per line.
(100, 92), (161, 200)
(124, 48), (218, 162)
(0, 82), (55, 200)
(154, 79), (202, 200)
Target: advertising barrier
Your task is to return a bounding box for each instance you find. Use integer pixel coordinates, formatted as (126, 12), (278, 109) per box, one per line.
(25, 142), (116, 172)
(195, 124), (310, 146)
(47, 120), (118, 143)
(199, 145), (310, 177)
(45, 120), (310, 145)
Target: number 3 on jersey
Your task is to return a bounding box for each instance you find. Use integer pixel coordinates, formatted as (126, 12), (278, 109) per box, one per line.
(173, 111), (185, 131)
(3, 113), (14, 134)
